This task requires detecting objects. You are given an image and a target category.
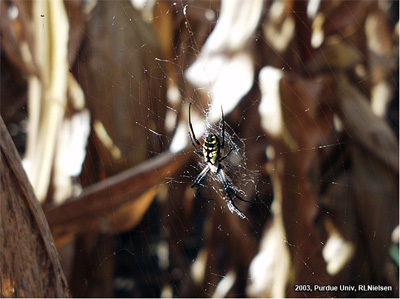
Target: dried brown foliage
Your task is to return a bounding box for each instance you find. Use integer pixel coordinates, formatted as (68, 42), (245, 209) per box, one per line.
(1, 0), (398, 297)
(1, 117), (69, 297)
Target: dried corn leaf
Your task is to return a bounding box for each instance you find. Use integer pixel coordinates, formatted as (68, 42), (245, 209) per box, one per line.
(74, 0), (167, 176)
(0, 116), (69, 297)
(46, 150), (190, 246)
(335, 79), (398, 173)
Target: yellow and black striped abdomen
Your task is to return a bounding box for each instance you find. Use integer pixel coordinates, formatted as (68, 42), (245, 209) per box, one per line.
(203, 133), (220, 165)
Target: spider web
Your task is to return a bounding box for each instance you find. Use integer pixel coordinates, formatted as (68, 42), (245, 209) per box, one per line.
(186, 103), (264, 219)
(73, 1), (398, 297)
(8, 0), (393, 297)
(99, 2), (271, 296)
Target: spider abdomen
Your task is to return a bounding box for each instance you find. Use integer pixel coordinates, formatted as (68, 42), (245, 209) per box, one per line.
(203, 133), (220, 165)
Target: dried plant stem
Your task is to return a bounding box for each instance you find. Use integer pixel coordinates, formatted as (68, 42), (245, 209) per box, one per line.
(25, 0), (69, 202)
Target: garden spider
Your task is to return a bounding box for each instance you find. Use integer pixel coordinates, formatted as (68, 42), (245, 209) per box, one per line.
(188, 103), (253, 216)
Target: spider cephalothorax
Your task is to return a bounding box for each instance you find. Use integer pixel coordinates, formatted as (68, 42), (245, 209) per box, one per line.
(188, 103), (253, 217)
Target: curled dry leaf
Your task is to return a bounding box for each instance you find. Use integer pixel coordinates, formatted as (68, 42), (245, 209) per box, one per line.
(0, 117), (69, 297)
(335, 79), (398, 173)
(46, 149), (190, 247)
(323, 79), (399, 294)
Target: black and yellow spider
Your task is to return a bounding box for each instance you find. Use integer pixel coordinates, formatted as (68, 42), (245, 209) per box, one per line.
(188, 103), (253, 217)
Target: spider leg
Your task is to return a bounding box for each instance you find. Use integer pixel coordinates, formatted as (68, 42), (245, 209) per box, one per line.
(220, 148), (233, 162)
(220, 106), (225, 150)
(191, 165), (216, 201)
(220, 169), (255, 204)
(225, 186), (255, 204)
(194, 185), (217, 201)
(191, 165), (210, 188)
(189, 131), (203, 157)
(224, 187), (246, 218)
(189, 102), (201, 146)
